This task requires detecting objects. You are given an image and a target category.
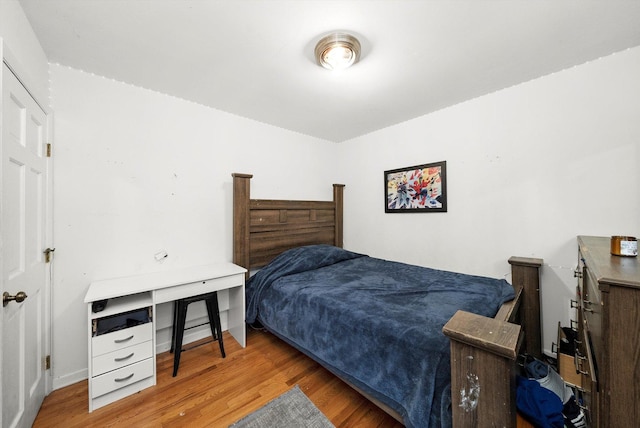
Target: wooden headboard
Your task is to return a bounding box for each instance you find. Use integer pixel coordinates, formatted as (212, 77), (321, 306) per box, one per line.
(232, 173), (345, 276)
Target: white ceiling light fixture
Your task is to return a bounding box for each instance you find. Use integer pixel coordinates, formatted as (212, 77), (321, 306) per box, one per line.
(315, 32), (361, 71)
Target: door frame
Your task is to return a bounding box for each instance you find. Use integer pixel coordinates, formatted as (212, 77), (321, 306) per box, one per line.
(0, 40), (54, 423)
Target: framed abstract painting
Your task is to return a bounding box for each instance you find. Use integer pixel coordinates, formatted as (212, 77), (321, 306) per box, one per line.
(384, 161), (447, 213)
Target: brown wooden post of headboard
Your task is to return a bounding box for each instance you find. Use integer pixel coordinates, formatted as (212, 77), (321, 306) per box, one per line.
(232, 173), (252, 280)
(333, 184), (345, 248)
(508, 256), (543, 359)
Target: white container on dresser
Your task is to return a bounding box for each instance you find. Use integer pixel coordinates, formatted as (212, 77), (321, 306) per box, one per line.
(84, 263), (246, 412)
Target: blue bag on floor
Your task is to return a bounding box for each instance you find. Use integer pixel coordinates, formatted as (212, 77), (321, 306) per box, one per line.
(516, 376), (564, 428)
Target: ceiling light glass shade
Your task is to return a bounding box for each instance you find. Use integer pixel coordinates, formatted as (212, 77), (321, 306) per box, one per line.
(315, 32), (361, 70)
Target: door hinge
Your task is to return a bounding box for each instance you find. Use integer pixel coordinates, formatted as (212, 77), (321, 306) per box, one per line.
(44, 248), (55, 263)
(46, 143), (52, 157)
(45, 355), (51, 370)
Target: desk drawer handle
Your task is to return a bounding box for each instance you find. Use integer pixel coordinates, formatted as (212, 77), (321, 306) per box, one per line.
(114, 373), (134, 383)
(114, 335), (134, 344)
(114, 352), (135, 362)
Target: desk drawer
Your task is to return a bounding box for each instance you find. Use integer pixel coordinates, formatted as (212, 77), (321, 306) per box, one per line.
(92, 323), (153, 357)
(92, 341), (153, 376)
(154, 274), (243, 303)
(91, 358), (154, 398)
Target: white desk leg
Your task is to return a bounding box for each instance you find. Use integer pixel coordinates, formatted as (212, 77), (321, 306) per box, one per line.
(227, 284), (246, 347)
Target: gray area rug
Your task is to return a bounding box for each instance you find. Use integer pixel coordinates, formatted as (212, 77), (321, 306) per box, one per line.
(229, 385), (335, 428)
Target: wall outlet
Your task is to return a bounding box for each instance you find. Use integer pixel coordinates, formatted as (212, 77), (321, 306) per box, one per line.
(154, 250), (168, 261)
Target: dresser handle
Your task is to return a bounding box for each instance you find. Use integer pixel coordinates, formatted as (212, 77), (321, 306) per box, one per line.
(574, 269), (582, 278)
(114, 352), (135, 362)
(114, 335), (134, 344)
(582, 300), (595, 312)
(570, 299), (579, 309)
(574, 352), (589, 376)
(578, 402), (590, 413)
(114, 373), (134, 382)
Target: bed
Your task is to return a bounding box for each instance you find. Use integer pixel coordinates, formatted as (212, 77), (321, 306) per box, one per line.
(232, 173), (543, 427)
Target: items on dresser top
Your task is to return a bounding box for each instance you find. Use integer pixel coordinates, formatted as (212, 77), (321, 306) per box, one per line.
(91, 299), (108, 313)
(609, 235), (637, 257)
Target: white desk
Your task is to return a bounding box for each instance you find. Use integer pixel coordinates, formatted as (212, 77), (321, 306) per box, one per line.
(84, 262), (246, 412)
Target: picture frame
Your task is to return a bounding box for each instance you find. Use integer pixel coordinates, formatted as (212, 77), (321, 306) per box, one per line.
(384, 161), (447, 213)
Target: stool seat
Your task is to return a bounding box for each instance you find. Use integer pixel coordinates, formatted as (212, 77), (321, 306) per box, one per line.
(170, 291), (225, 377)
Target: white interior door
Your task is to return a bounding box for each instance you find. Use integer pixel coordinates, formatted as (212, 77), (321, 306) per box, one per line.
(1, 62), (50, 428)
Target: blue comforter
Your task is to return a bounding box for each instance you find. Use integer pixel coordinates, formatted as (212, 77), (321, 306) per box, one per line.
(246, 245), (515, 428)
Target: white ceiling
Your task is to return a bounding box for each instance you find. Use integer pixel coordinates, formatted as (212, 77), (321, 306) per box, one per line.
(19, 0), (640, 142)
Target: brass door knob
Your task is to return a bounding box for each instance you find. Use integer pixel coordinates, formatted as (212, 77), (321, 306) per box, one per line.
(3, 291), (28, 307)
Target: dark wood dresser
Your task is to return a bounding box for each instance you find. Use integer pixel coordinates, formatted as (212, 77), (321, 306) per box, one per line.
(575, 235), (640, 427)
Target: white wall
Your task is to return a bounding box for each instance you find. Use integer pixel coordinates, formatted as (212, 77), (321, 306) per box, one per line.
(0, 0), (49, 104)
(337, 47), (640, 355)
(46, 42), (640, 386)
(49, 65), (337, 388)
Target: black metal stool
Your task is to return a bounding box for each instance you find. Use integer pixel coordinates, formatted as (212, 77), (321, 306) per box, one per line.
(170, 291), (225, 377)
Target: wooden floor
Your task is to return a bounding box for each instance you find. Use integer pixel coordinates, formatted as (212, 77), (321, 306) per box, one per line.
(33, 328), (403, 428)
(34, 327), (535, 427)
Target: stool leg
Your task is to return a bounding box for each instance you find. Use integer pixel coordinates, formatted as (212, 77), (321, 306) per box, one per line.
(173, 300), (188, 377)
(170, 299), (178, 354)
(205, 294), (225, 358)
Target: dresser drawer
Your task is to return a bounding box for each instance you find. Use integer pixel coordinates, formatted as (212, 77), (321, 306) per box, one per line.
(92, 340), (153, 376)
(573, 322), (598, 426)
(580, 254), (601, 307)
(90, 358), (154, 398)
(555, 323), (581, 388)
(92, 323), (153, 357)
(581, 293), (602, 378)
